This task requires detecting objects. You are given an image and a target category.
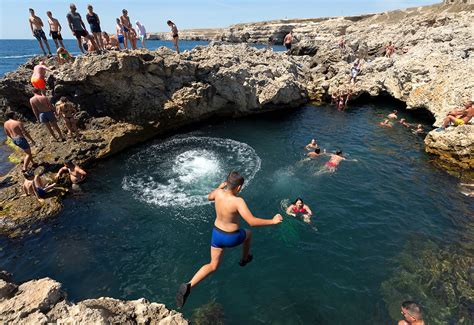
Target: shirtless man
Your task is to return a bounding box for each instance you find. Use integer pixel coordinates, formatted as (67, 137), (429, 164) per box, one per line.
(305, 139), (318, 150)
(283, 31), (293, 54)
(167, 20), (180, 53)
(29, 8), (52, 55)
(3, 112), (37, 173)
(439, 101), (474, 130)
(120, 9), (133, 49)
(413, 124), (424, 134)
(399, 301), (425, 325)
(388, 110), (398, 119)
(399, 118), (410, 127)
(47, 11), (65, 50)
(56, 161), (87, 184)
(31, 61), (51, 94)
(307, 148), (323, 158)
(104, 32), (120, 50)
(22, 172), (56, 203)
(30, 89), (64, 141)
(175, 171), (283, 308)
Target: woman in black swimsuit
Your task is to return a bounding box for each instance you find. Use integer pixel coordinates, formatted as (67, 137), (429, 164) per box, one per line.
(86, 5), (104, 50)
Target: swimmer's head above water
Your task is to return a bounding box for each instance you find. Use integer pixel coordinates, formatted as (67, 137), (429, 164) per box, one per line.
(336, 150), (343, 156)
(314, 148), (321, 154)
(225, 171), (244, 193)
(293, 197), (304, 207)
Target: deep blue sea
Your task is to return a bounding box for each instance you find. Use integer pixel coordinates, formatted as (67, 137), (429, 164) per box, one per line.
(1, 41), (472, 324)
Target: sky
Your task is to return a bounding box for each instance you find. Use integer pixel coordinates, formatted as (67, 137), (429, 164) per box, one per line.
(0, 0), (439, 39)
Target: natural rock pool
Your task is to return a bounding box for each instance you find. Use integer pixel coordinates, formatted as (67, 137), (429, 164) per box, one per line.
(1, 103), (472, 324)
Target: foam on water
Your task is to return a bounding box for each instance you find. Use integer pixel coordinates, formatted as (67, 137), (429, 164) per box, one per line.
(122, 137), (261, 207)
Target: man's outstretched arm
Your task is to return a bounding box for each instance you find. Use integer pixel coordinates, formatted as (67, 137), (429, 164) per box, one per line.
(238, 199), (282, 227)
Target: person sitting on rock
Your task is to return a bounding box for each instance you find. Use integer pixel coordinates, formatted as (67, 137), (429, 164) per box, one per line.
(283, 31), (293, 54)
(388, 110), (398, 119)
(56, 160), (87, 184)
(55, 96), (80, 140)
(56, 47), (73, 64)
(30, 88), (65, 142)
(31, 61), (51, 94)
(437, 101), (473, 131)
(22, 171), (56, 203)
(286, 197), (313, 223)
(331, 90), (339, 105)
(3, 111), (37, 174)
(350, 59), (362, 84)
(385, 41), (396, 58)
(399, 301), (425, 325)
(380, 119), (393, 127)
(305, 139), (318, 150)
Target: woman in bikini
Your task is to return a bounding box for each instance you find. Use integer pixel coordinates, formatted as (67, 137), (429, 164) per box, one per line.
(286, 198), (313, 223)
(55, 97), (80, 140)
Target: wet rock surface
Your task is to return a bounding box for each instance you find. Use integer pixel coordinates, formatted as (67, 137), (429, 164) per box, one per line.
(0, 271), (187, 324)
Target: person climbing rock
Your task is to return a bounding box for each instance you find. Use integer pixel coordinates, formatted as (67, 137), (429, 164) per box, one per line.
(30, 89), (65, 142)
(3, 112), (37, 174)
(176, 171), (283, 308)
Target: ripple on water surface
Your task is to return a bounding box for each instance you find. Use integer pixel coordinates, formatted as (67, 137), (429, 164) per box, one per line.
(122, 136), (261, 208)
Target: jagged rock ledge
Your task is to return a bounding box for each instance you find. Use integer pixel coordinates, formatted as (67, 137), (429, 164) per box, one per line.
(0, 44), (308, 237)
(0, 270), (187, 324)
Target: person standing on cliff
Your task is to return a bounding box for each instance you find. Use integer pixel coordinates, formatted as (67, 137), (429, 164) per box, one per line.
(167, 20), (180, 53)
(46, 11), (66, 50)
(67, 3), (97, 54)
(283, 31), (293, 54)
(4, 112), (37, 174)
(136, 21), (147, 48)
(120, 9), (133, 49)
(86, 4), (105, 51)
(29, 8), (52, 56)
(175, 171), (283, 308)
(30, 89), (65, 142)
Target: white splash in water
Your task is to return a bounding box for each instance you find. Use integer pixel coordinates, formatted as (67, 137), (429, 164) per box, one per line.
(122, 137), (261, 208)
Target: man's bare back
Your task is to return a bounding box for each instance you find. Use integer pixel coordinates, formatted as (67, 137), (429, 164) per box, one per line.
(213, 189), (245, 232)
(32, 63), (48, 79)
(4, 120), (25, 138)
(30, 94), (53, 113)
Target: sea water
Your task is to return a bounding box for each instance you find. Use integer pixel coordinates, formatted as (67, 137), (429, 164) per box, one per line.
(1, 103), (471, 324)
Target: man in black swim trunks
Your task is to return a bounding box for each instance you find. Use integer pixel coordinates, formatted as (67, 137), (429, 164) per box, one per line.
(67, 3), (97, 54)
(29, 8), (52, 55)
(176, 171), (283, 308)
(283, 31), (293, 54)
(47, 11), (66, 50)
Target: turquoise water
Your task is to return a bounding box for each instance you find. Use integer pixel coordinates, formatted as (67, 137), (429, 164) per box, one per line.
(1, 103), (471, 324)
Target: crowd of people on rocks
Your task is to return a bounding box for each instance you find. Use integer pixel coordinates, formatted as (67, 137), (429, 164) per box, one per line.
(28, 3), (181, 60)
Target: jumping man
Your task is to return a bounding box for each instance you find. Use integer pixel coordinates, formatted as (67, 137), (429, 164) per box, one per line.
(176, 171), (283, 308)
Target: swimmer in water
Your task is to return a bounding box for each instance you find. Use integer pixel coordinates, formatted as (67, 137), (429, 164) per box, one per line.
(286, 197), (312, 223)
(398, 301), (425, 325)
(317, 150), (354, 174)
(380, 119), (393, 127)
(399, 118), (410, 127)
(305, 139), (318, 150)
(176, 171), (283, 308)
(307, 148), (323, 159)
(412, 124), (424, 134)
(388, 110), (398, 119)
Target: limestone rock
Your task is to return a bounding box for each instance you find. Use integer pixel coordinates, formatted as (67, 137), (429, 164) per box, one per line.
(424, 125), (474, 170)
(0, 271), (188, 324)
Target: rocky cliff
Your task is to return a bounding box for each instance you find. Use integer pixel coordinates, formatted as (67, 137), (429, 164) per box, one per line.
(0, 45), (308, 237)
(0, 270), (187, 324)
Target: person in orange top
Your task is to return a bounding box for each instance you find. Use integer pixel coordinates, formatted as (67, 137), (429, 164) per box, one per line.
(31, 61), (51, 94)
